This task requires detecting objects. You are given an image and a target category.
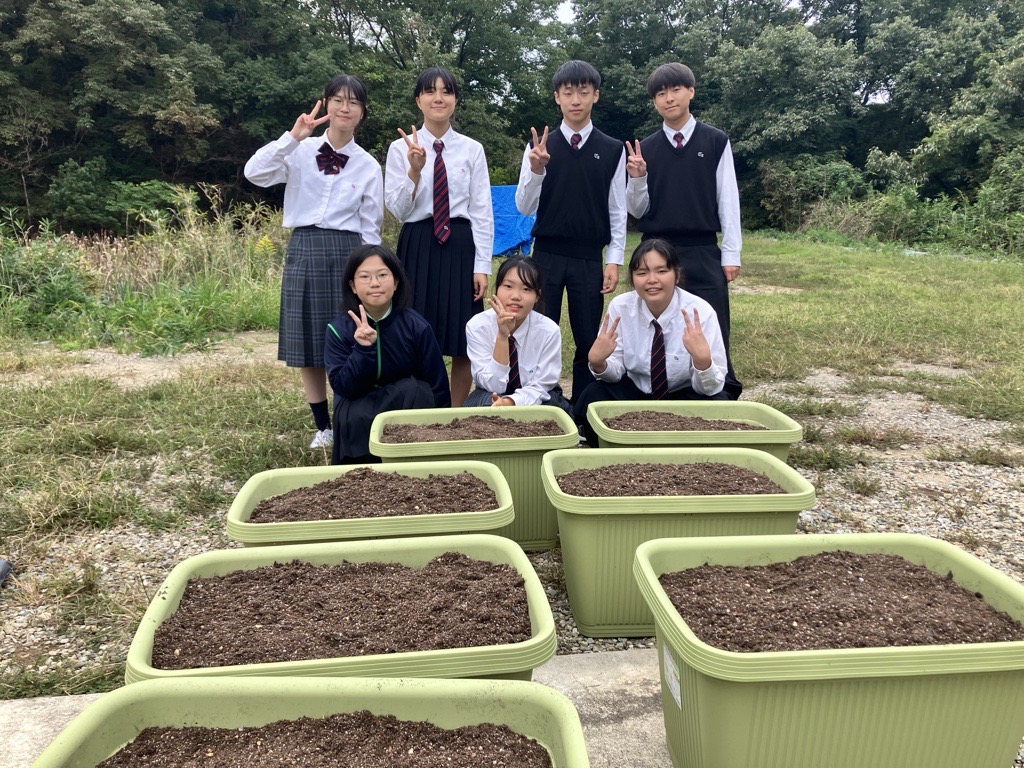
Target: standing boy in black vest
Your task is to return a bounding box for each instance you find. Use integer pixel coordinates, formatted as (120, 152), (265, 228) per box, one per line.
(625, 62), (743, 399)
(516, 60), (626, 402)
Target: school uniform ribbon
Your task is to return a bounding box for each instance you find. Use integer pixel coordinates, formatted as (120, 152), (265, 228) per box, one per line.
(316, 143), (349, 175)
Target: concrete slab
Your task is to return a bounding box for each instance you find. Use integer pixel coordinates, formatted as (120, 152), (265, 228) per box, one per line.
(1, 648), (670, 767)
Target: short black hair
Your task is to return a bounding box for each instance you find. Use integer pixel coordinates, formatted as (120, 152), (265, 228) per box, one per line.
(324, 74), (369, 125)
(414, 66), (461, 101)
(552, 60), (601, 91)
(627, 239), (684, 288)
(495, 256), (545, 314)
(341, 243), (412, 314)
(646, 63), (696, 98)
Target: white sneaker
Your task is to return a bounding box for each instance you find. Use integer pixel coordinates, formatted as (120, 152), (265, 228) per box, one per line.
(309, 429), (334, 449)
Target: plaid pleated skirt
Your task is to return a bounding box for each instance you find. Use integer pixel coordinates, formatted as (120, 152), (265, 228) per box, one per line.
(278, 227), (360, 368)
(396, 217), (482, 357)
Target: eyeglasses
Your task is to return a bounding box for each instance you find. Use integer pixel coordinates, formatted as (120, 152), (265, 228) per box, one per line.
(328, 97), (360, 110)
(354, 271), (393, 284)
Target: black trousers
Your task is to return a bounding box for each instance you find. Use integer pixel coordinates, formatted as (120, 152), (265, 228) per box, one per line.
(573, 376), (731, 445)
(659, 240), (742, 400)
(531, 249), (604, 402)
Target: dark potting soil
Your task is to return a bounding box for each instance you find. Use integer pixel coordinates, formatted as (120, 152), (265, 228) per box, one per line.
(379, 415), (564, 443)
(96, 711), (553, 768)
(604, 411), (767, 432)
(659, 550), (1024, 652)
(151, 553), (531, 670)
(556, 462), (784, 497)
(248, 467), (499, 523)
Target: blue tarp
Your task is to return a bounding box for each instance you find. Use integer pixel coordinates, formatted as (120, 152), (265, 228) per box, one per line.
(491, 185), (535, 256)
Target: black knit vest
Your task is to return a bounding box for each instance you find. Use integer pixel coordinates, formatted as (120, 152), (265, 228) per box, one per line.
(531, 127), (622, 260)
(637, 121), (728, 244)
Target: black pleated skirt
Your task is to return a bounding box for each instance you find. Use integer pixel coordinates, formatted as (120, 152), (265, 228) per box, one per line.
(279, 227), (360, 368)
(396, 217), (482, 357)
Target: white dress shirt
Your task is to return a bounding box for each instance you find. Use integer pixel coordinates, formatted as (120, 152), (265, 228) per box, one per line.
(514, 121), (627, 265)
(384, 125), (495, 274)
(591, 287), (726, 396)
(466, 309), (563, 405)
(626, 116), (742, 267)
(243, 132), (383, 243)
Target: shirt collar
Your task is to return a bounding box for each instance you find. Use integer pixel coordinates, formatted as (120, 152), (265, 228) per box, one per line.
(560, 121), (593, 144)
(638, 288), (681, 325)
(420, 125), (455, 145)
(320, 133), (357, 152)
(661, 115), (695, 145)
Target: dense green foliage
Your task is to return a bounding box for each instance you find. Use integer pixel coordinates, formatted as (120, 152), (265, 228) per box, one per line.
(1, 0), (1022, 252)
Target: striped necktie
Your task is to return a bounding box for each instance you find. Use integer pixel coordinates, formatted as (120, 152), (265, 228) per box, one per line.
(650, 320), (669, 399)
(504, 334), (521, 395)
(432, 140), (451, 244)
(673, 132), (684, 148)
(570, 133), (582, 150)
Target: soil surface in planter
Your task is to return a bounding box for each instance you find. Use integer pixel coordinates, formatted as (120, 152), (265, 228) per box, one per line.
(604, 411), (767, 431)
(151, 553), (531, 669)
(96, 711), (552, 767)
(557, 462), (784, 497)
(380, 415), (564, 443)
(248, 467), (498, 523)
(660, 550), (1024, 652)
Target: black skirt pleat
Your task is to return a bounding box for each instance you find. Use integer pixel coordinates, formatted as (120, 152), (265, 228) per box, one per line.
(396, 217), (482, 357)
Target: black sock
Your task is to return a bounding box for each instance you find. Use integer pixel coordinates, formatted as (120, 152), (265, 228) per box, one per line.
(309, 400), (330, 431)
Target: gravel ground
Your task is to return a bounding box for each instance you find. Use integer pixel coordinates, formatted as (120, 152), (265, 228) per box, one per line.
(2, 364), (1023, 764)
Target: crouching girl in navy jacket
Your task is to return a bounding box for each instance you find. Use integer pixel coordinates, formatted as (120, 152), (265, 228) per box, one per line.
(325, 244), (451, 464)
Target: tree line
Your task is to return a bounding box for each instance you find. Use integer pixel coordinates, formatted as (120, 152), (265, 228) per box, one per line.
(2, 0), (1022, 251)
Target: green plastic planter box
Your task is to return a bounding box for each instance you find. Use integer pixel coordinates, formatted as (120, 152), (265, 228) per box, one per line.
(33, 677), (589, 768)
(369, 406), (580, 550)
(226, 461), (514, 546)
(633, 533), (1024, 768)
(541, 447), (816, 638)
(124, 534), (555, 684)
(586, 400), (802, 459)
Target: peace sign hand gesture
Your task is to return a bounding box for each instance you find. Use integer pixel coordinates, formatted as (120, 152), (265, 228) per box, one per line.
(625, 140), (647, 178)
(489, 295), (516, 338)
(289, 100), (331, 141)
(348, 305), (378, 347)
(398, 125), (427, 178)
(681, 308), (712, 371)
(588, 313), (620, 373)
(528, 126), (550, 175)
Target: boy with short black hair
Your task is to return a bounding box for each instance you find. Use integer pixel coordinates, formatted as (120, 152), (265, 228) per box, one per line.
(625, 62), (743, 399)
(516, 59), (626, 401)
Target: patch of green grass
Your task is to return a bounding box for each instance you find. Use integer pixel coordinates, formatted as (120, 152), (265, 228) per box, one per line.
(926, 444), (1023, 467)
(834, 425), (918, 449)
(752, 394), (861, 418)
(0, 664), (124, 700)
(788, 444), (868, 471)
(1002, 425), (1024, 445)
(800, 424), (824, 444)
(843, 472), (882, 496)
(775, 383), (823, 398)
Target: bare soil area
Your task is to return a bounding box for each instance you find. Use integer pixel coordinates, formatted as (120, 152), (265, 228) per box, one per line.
(96, 711), (553, 768)
(380, 415), (565, 443)
(660, 550), (1024, 653)
(249, 467), (498, 523)
(556, 463), (784, 497)
(151, 553), (531, 669)
(603, 411), (767, 431)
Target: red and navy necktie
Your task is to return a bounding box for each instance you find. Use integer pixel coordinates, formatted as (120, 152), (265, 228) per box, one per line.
(570, 133), (582, 150)
(673, 132), (684, 149)
(650, 319), (669, 399)
(316, 143), (348, 174)
(432, 140), (451, 244)
(504, 334), (521, 395)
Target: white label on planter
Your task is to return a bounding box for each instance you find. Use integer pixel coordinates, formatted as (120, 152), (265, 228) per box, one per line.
(662, 643), (682, 710)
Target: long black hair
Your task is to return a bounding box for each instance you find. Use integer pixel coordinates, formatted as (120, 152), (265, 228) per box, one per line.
(340, 244), (412, 314)
(413, 66), (461, 101)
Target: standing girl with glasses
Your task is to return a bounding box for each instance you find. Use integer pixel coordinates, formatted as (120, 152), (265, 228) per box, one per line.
(244, 74), (383, 451)
(384, 66), (494, 407)
(464, 256), (572, 417)
(324, 244), (451, 465)
(573, 239), (731, 444)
